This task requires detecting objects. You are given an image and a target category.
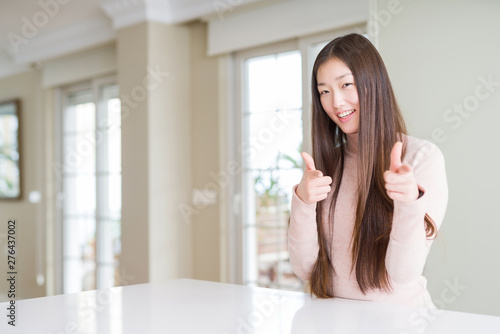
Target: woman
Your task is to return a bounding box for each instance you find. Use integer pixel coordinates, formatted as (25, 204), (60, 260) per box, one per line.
(288, 33), (448, 308)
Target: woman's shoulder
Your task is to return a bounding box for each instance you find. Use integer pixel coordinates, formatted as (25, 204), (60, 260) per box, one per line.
(401, 134), (445, 166)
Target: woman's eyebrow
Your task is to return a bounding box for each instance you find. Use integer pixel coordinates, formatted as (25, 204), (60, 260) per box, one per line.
(336, 73), (352, 80)
(317, 73), (353, 86)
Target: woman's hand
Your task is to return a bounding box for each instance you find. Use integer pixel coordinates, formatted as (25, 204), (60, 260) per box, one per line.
(384, 142), (421, 203)
(296, 152), (332, 204)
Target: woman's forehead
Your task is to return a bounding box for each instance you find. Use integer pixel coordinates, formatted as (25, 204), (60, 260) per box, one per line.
(317, 59), (353, 83)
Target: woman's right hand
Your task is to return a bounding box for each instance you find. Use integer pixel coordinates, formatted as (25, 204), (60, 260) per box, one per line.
(296, 152), (333, 204)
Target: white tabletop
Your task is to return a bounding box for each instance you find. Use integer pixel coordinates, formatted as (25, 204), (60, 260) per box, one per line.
(1, 278), (499, 333)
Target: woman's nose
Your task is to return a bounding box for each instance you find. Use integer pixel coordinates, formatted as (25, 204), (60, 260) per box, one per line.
(332, 93), (345, 109)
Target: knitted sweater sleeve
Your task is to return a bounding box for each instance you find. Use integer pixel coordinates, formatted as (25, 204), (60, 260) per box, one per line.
(287, 184), (320, 281)
(385, 141), (449, 284)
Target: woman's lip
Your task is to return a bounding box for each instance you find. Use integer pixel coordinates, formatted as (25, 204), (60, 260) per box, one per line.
(338, 110), (355, 123)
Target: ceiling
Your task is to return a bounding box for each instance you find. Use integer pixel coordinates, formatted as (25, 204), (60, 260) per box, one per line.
(0, 0), (264, 79)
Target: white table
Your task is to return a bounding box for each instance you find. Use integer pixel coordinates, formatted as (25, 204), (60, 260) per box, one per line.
(1, 278), (499, 333)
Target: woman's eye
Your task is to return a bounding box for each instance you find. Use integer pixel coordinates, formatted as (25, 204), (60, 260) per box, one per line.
(320, 90), (329, 95)
(342, 83), (353, 88)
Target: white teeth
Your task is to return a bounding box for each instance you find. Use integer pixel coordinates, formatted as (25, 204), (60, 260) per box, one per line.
(338, 109), (355, 118)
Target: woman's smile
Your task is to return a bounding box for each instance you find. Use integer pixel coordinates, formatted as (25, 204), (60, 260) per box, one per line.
(337, 109), (356, 122)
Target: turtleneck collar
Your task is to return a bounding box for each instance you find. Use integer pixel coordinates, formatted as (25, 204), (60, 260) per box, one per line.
(345, 132), (358, 155)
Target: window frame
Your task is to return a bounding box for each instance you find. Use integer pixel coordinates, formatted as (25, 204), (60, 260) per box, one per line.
(55, 75), (120, 294)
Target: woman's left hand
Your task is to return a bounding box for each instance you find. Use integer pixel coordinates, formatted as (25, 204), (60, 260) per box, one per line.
(384, 142), (420, 203)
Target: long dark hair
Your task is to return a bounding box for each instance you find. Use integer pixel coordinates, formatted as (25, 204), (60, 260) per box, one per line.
(308, 33), (436, 298)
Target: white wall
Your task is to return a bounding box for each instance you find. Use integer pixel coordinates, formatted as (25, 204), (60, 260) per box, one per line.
(377, 0), (500, 316)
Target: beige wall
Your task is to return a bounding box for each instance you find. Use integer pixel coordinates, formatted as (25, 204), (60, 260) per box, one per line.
(116, 22), (151, 285)
(0, 70), (46, 300)
(190, 22), (221, 282)
(147, 21), (192, 281)
(377, 0), (500, 316)
(118, 21), (193, 284)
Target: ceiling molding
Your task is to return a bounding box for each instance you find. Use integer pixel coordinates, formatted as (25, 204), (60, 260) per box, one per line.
(169, 0), (265, 24)
(100, 0), (170, 30)
(0, 0), (265, 80)
(100, 0), (264, 29)
(0, 50), (32, 79)
(5, 16), (116, 65)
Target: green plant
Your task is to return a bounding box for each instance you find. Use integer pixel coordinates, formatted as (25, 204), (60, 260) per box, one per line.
(254, 142), (303, 209)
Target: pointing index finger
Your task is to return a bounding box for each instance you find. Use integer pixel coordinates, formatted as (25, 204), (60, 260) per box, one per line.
(390, 142), (403, 172)
(301, 152), (316, 171)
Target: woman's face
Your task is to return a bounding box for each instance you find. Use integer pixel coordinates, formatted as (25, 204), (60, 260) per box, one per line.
(317, 58), (360, 134)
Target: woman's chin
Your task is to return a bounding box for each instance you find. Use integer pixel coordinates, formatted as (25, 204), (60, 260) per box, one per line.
(342, 128), (358, 135)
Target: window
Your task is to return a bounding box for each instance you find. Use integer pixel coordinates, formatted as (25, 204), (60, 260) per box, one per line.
(58, 78), (122, 293)
(234, 27), (366, 292)
(241, 50), (304, 290)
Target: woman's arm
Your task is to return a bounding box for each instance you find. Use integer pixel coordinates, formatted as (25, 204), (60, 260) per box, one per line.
(385, 141), (449, 284)
(288, 184), (320, 281)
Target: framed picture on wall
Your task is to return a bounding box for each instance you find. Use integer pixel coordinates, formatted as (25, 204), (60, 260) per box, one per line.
(0, 99), (21, 199)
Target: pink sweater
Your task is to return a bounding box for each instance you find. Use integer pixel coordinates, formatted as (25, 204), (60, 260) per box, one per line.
(288, 132), (448, 308)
